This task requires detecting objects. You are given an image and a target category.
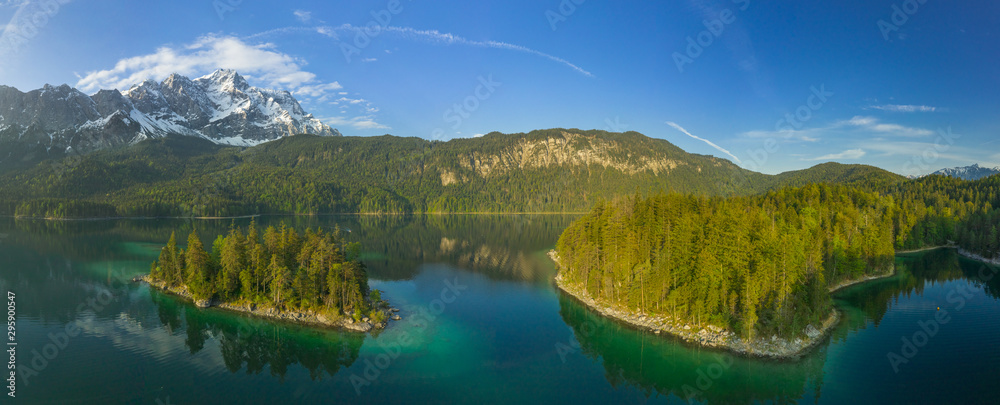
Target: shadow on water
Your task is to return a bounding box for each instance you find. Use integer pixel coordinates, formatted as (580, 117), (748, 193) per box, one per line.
(556, 293), (829, 404)
(149, 290), (364, 380)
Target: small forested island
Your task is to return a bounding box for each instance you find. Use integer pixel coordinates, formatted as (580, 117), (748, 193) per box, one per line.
(553, 181), (1000, 358)
(144, 222), (395, 332)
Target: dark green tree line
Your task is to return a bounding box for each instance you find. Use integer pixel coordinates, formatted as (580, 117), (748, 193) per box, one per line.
(150, 222), (373, 320)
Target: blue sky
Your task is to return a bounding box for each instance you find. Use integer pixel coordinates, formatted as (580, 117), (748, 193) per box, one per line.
(0, 0), (997, 175)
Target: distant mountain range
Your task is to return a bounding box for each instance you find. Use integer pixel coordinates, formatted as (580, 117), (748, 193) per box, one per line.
(930, 164), (1000, 181)
(0, 69), (339, 166)
(0, 129), (910, 218)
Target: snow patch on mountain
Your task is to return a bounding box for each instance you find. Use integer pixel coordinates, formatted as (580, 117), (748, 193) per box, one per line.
(931, 164), (1000, 181)
(0, 69), (341, 158)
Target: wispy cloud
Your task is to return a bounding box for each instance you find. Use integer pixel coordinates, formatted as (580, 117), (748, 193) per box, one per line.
(293, 10), (312, 23)
(319, 115), (389, 130)
(249, 25), (594, 77)
(742, 128), (822, 142)
(666, 121), (742, 164)
(868, 104), (938, 113)
(841, 116), (934, 137)
(865, 141), (969, 161)
(806, 148), (866, 161)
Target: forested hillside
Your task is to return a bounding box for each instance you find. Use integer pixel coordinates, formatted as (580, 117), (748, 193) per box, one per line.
(0, 129), (904, 218)
(554, 176), (1000, 340)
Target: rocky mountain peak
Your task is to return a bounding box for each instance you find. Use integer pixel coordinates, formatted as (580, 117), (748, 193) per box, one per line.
(0, 69), (341, 162)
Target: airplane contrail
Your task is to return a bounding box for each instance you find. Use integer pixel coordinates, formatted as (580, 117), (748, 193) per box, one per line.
(247, 25), (594, 77)
(666, 121), (742, 164)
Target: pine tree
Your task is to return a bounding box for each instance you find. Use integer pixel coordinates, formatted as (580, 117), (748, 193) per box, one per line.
(185, 230), (213, 301)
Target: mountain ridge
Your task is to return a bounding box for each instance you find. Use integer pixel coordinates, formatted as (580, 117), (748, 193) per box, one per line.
(0, 128), (909, 218)
(0, 69), (339, 167)
(930, 164), (1000, 181)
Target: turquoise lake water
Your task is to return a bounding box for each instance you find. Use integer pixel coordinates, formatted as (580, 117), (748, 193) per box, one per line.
(1, 215), (997, 404)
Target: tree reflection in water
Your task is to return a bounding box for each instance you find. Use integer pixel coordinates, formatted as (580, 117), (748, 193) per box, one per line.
(151, 290), (364, 380)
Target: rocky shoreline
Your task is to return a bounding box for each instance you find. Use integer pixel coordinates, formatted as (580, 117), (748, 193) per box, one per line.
(548, 250), (840, 360)
(135, 275), (399, 333)
(957, 248), (1000, 267)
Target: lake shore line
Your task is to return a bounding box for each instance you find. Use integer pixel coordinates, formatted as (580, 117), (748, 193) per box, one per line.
(896, 245), (1000, 267)
(957, 248), (1000, 266)
(136, 275), (396, 333)
(548, 250), (839, 360)
(827, 264), (896, 294)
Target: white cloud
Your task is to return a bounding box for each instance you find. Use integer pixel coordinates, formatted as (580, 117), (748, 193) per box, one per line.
(74, 34), (388, 130)
(846, 116), (876, 126)
(742, 128), (823, 142)
(362, 57), (377, 63)
(293, 10), (312, 23)
(76, 34), (332, 92)
(666, 121), (742, 164)
(295, 82), (343, 98)
(320, 115), (389, 130)
(869, 104), (938, 113)
(841, 116), (933, 137)
(807, 149), (866, 161)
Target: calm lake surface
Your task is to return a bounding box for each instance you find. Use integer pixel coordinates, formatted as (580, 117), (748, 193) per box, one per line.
(1, 215), (998, 404)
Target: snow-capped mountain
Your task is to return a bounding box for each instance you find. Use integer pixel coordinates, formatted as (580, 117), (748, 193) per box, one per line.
(0, 69), (339, 162)
(931, 164), (1000, 180)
